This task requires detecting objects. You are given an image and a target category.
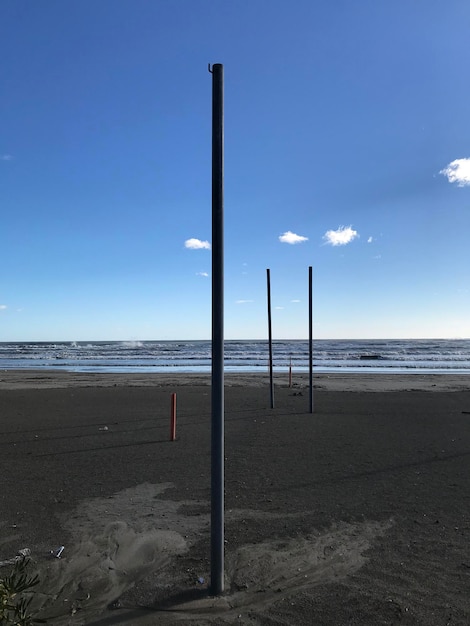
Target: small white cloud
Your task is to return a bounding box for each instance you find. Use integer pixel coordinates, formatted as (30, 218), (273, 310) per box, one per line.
(185, 238), (211, 250)
(196, 272), (209, 277)
(279, 231), (308, 245)
(1, 154), (12, 161)
(323, 225), (358, 246)
(440, 158), (470, 187)
(236, 299), (254, 304)
(290, 299), (301, 303)
(367, 236), (373, 243)
(373, 254), (382, 259)
(0, 304), (7, 310)
(274, 306), (284, 310)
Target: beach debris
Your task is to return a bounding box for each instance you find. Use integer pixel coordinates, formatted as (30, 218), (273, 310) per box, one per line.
(197, 576), (205, 584)
(99, 426), (109, 431)
(0, 547), (31, 568)
(50, 546), (65, 559)
(108, 600), (121, 610)
(70, 600), (82, 615)
(17, 548), (30, 558)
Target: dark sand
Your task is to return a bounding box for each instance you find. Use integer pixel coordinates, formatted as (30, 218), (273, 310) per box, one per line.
(1, 372), (470, 625)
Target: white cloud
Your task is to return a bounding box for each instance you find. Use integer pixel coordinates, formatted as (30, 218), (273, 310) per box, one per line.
(0, 305), (7, 310)
(1, 154), (12, 161)
(279, 231), (308, 244)
(323, 225), (358, 246)
(196, 272), (209, 277)
(290, 299), (301, 303)
(236, 299), (254, 304)
(274, 306), (284, 310)
(440, 158), (470, 187)
(185, 238), (211, 250)
(367, 236), (373, 243)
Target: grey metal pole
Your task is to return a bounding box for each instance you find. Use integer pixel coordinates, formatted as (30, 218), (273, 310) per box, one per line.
(309, 266), (314, 413)
(267, 268), (274, 408)
(209, 63), (224, 596)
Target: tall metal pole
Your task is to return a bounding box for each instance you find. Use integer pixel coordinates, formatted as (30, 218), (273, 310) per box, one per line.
(267, 268), (274, 409)
(309, 266), (314, 413)
(209, 63), (224, 596)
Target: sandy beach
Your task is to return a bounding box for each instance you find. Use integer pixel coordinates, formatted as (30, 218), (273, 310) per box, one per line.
(1, 371), (470, 625)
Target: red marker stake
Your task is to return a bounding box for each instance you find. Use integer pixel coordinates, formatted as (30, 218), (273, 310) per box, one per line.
(170, 393), (177, 441)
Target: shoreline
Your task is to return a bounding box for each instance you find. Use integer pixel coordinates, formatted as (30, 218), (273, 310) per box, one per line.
(0, 369), (468, 391)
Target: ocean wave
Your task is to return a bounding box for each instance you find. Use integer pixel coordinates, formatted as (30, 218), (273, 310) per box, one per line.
(0, 339), (470, 373)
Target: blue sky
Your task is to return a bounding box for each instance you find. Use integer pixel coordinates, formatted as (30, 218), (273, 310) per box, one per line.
(1, 0), (470, 341)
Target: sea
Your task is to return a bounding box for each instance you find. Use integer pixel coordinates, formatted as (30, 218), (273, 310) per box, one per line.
(0, 339), (469, 374)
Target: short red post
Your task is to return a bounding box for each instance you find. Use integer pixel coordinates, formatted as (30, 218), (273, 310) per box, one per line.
(170, 393), (177, 441)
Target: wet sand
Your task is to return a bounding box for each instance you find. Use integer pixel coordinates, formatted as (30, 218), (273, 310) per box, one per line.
(1, 369), (470, 391)
(1, 371), (470, 624)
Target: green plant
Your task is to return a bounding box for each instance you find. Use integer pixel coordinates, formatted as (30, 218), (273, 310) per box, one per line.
(0, 557), (45, 625)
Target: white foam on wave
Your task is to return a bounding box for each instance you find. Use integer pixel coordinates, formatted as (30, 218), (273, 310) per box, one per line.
(121, 340), (144, 348)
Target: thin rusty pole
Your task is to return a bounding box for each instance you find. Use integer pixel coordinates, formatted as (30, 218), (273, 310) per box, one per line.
(209, 62), (224, 596)
(267, 268), (274, 408)
(170, 393), (177, 441)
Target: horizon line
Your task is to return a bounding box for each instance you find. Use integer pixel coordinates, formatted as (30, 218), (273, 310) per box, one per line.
(0, 337), (468, 343)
